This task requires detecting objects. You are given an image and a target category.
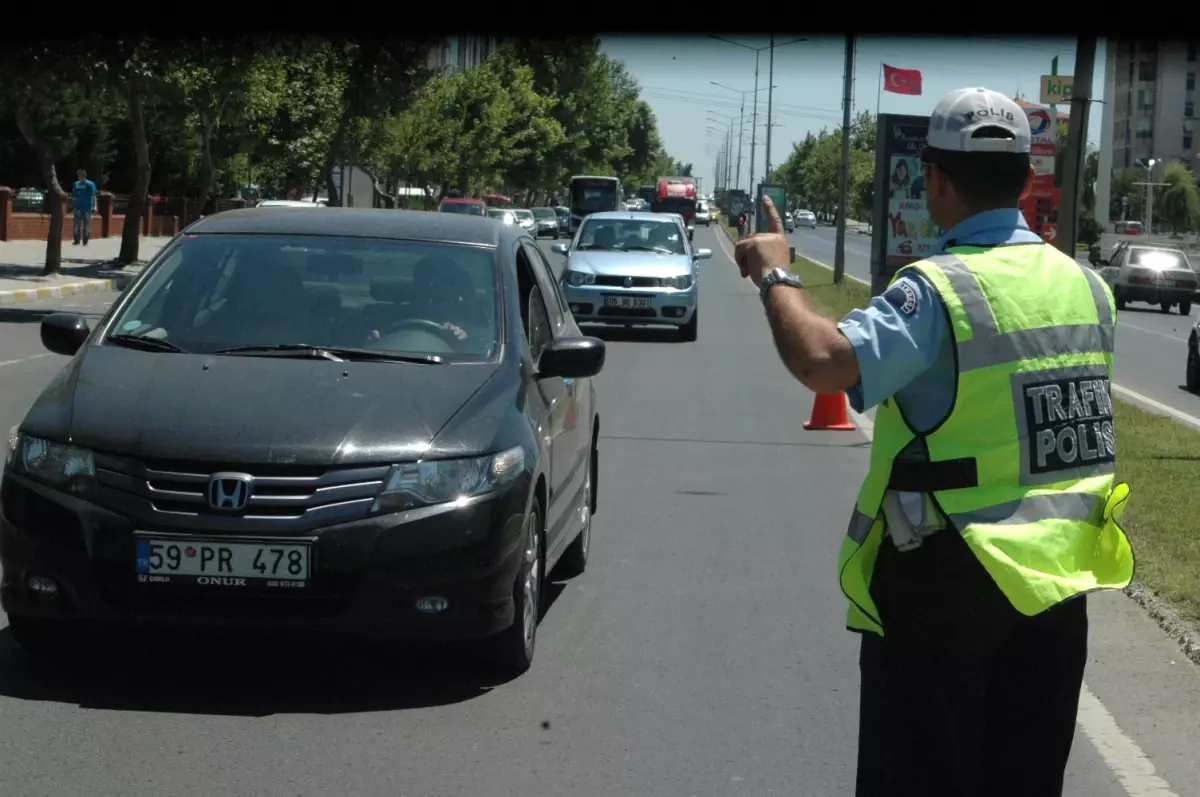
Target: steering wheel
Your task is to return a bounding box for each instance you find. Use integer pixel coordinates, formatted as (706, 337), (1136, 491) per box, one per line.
(376, 318), (464, 347)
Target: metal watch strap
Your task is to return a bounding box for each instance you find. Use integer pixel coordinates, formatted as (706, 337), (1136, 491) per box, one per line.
(760, 268), (804, 307)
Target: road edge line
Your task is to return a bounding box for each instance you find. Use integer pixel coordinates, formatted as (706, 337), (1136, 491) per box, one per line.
(0, 273), (136, 306)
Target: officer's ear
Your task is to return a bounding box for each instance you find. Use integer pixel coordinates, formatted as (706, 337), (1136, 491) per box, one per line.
(1018, 164), (1036, 202)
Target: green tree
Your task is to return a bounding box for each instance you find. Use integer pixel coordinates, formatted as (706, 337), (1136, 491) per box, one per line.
(1158, 161), (1200, 235)
(1110, 168), (1140, 223)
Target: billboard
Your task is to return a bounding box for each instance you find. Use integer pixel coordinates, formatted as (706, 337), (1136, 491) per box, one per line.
(869, 113), (945, 295)
(1022, 102), (1061, 244)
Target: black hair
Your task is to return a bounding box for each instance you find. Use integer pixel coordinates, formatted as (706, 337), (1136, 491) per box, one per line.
(921, 127), (1030, 209)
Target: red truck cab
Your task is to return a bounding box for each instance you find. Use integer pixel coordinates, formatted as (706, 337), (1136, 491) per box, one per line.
(438, 197), (488, 217)
(652, 178), (698, 235)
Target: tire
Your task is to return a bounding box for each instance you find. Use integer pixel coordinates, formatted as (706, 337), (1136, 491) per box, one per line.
(1115, 288), (1126, 310)
(558, 437), (595, 578)
(553, 232), (559, 240)
(1183, 301), (1192, 316)
(680, 309), (698, 342)
(1161, 301), (1173, 313)
(486, 498), (544, 676)
(1189, 342), (1200, 393)
(6, 614), (87, 656)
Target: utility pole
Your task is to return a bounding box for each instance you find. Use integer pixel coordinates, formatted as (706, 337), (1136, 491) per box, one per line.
(1056, 38), (1095, 257)
(736, 95), (745, 194)
(750, 50), (760, 200)
(834, 35), (854, 283)
(765, 35), (775, 180)
(726, 123), (734, 189)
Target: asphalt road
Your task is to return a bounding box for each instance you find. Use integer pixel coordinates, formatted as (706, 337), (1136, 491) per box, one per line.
(787, 223), (1200, 426)
(0, 228), (1196, 795)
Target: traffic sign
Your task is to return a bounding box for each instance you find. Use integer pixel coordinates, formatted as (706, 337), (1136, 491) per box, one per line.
(1040, 75), (1074, 105)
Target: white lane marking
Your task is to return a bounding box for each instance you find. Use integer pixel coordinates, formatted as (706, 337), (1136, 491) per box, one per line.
(716, 225), (1182, 796)
(1118, 321), (1187, 343)
(0, 353), (50, 368)
(788, 251), (1200, 431)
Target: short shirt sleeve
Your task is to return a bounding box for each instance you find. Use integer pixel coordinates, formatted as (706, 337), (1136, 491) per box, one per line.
(837, 272), (949, 412)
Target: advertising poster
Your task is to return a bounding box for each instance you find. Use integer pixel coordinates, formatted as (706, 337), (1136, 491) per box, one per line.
(871, 115), (945, 293)
(1022, 103), (1060, 244)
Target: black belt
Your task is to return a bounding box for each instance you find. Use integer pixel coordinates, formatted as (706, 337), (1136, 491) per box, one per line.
(887, 458), (979, 492)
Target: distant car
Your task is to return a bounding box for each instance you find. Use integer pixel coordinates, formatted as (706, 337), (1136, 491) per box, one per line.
(513, 209), (537, 235)
(694, 201), (711, 227)
(257, 200), (324, 209)
(488, 208), (517, 226)
(553, 206), (570, 234)
(793, 209), (817, 229)
(438, 198), (488, 217)
(531, 207), (560, 239)
(1115, 219), (1144, 236)
(784, 211), (795, 233)
(1, 208), (606, 676)
(552, 211), (711, 342)
(1098, 242), (1198, 314)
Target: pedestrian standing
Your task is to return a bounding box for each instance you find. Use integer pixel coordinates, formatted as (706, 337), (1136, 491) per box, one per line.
(733, 87), (1135, 797)
(71, 169), (97, 246)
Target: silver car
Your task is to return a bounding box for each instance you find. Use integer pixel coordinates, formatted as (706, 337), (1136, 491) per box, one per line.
(695, 200), (712, 226)
(1097, 242), (1198, 315)
(553, 212), (711, 342)
(513, 208), (537, 235)
(794, 209), (817, 229)
(531, 207), (560, 239)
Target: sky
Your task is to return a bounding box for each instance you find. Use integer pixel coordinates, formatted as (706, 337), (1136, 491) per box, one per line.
(598, 36), (1106, 195)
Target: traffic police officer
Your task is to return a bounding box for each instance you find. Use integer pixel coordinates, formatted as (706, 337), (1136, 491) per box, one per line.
(733, 87), (1135, 797)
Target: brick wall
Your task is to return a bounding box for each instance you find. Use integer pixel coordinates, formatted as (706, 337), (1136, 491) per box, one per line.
(0, 187), (184, 241)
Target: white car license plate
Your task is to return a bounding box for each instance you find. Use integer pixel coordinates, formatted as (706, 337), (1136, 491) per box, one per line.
(135, 535), (311, 587)
(606, 296), (652, 309)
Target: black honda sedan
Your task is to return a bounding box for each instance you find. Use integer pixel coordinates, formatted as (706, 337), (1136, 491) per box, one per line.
(1, 208), (604, 675)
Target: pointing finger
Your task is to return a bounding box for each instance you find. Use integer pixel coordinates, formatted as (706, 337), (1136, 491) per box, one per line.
(762, 195), (785, 235)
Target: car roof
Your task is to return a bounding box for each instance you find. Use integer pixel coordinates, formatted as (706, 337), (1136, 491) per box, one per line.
(1128, 244), (1187, 256)
(439, 197), (484, 204)
(187, 207), (513, 247)
(582, 211), (681, 223)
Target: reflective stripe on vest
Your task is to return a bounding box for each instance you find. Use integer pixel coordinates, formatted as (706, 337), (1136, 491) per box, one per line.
(838, 244), (1135, 636)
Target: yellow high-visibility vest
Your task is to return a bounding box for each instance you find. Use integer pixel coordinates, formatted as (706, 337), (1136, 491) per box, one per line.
(839, 243), (1135, 636)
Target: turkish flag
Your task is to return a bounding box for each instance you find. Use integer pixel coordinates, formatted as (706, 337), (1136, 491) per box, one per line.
(883, 64), (922, 96)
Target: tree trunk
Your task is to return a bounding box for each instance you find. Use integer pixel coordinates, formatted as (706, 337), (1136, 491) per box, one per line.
(119, 71), (152, 265)
(190, 115), (216, 222)
(361, 166), (396, 209)
(321, 110), (353, 207)
(13, 105), (65, 275)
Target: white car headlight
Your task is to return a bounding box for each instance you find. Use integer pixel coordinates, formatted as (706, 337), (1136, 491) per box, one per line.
(7, 432), (96, 494)
(373, 446), (525, 513)
(673, 274), (694, 290)
(566, 270), (596, 286)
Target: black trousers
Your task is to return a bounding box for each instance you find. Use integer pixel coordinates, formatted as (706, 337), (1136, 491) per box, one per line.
(855, 529), (1088, 797)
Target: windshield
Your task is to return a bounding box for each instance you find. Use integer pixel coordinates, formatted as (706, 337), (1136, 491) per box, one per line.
(533, 209), (556, 220)
(571, 182), (619, 213)
(488, 209), (515, 223)
(439, 202), (486, 216)
(576, 218), (686, 255)
(554, 207), (569, 219)
(108, 234), (501, 361)
(1130, 248), (1188, 269)
(515, 210), (534, 221)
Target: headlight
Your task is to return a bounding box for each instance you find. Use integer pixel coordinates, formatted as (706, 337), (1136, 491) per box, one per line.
(566, 270), (596, 286)
(5, 425), (18, 468)
(373, 446), (525, 513)
(664, 275), (694, 290)
(7, 432), (96, 495)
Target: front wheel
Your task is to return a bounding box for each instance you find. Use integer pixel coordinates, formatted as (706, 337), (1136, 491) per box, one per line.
(1183, 301), (1193, 316)
(486, 500), (544, 676)
(1161, 301), (1173, 313)
(680, 310), (698, 342)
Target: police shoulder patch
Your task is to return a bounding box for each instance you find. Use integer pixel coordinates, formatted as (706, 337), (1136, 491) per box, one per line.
(883, 280), (920, 316)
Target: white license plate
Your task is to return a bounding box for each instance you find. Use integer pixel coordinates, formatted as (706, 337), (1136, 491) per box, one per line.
(135, 535), (310, 587)
(606, 296), (652, 309)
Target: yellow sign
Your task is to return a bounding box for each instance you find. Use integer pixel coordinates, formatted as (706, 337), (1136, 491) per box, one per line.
(1040, 75), (1075, 105)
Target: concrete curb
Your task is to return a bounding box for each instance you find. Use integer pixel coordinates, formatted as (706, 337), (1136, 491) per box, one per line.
(0, 272), (137, 306)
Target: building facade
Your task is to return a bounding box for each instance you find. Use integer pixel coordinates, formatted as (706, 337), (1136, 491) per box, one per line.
(426, 36), (502, 78)
(1106, 40), (1198, 172)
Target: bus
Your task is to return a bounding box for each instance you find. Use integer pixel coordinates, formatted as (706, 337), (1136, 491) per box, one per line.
(483, 193), (513, 209)
(652, 177), (698, 233)
(568, 175), (622, 234)
(636, 185), (657, 207)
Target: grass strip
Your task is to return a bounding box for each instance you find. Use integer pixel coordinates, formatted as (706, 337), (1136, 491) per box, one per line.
(718, 216), (1200, 623)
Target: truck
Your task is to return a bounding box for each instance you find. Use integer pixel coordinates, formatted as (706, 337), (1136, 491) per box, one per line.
(652, 177), (698, 238)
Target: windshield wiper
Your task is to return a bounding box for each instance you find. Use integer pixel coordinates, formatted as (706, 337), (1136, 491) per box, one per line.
(106, 334), (189, 353)
(213, 344), (443, 364)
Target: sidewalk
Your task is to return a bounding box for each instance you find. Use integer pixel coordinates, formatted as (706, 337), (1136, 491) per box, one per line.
(0, 237), (166, 305)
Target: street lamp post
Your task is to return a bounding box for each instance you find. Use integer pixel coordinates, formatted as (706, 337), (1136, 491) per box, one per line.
(1135, 158), (1159, 237)
(711, 81), (776, 195)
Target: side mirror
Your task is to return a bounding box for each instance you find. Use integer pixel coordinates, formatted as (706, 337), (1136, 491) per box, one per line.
(537, 336), (606, 380)
(550, 242), (568, 256)
(41, 312), (90, 357)
(693, 248), (712, 261)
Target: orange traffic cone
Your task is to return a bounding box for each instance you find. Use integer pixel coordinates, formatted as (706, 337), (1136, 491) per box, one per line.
(803, 392), (858, 431)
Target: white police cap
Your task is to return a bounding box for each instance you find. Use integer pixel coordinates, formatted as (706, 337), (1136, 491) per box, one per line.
(927, 88), (1031, 154)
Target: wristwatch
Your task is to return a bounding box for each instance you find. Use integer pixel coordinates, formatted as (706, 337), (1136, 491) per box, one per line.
(760, 268), (804, 307)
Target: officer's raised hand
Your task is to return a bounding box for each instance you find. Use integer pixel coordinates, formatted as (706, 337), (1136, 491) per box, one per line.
(734, 195), (791, 289)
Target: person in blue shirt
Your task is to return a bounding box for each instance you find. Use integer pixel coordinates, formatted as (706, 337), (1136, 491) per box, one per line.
(735, 87), (1096, 796)
(72, 169), (97, 246)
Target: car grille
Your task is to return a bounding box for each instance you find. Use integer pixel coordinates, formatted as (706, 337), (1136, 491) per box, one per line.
(93, 453), (390, 528)
(594, 275), (661, 288)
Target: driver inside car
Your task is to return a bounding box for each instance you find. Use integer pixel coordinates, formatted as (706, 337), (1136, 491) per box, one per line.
(368, 256), (477, 345)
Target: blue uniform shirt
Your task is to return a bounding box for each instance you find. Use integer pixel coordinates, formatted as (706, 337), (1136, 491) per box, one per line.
(72, 179), (97, 212)
(838, 208), (1044, 433)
